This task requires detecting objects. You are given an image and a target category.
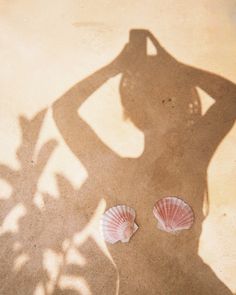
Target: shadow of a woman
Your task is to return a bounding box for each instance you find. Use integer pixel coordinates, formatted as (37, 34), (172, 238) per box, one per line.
(52, 30), (236, 295)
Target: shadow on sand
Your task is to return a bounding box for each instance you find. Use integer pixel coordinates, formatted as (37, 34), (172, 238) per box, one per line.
(53, 30), (236, 294)
(0, 29), (235, 295)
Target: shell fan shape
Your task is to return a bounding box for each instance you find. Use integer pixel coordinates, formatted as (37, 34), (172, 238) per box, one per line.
(153, 197), (194, 234)
(100, 205), (138, 244)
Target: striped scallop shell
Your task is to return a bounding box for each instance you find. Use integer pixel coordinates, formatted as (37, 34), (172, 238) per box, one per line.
(100, 205), (138, 244)
(153, 197), (194, 233)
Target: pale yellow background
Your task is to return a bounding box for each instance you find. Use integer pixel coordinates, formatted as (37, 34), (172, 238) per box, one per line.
(0, 0), (236, 294)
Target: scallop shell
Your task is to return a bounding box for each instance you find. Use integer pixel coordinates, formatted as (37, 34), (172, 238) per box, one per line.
(153, 197), (194, 233)
(100, 205), (138, 244)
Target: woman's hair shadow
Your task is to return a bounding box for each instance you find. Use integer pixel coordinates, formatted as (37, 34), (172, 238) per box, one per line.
(53, 29), (236, 294)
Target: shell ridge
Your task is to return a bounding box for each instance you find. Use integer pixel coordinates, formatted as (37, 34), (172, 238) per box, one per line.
(171, 198), (184, 229)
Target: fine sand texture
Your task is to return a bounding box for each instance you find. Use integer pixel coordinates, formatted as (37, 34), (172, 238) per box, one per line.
(0, 1), (236, 295)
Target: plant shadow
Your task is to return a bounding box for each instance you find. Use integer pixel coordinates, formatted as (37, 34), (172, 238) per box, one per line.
(0, 110), (116, 295)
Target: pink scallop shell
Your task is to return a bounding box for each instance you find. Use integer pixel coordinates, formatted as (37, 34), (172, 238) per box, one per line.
(100, 205), (138, 244)
(153, 197), (194, 233)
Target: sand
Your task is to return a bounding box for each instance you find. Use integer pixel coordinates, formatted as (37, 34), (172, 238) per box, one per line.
(0, 1), (236, 294)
